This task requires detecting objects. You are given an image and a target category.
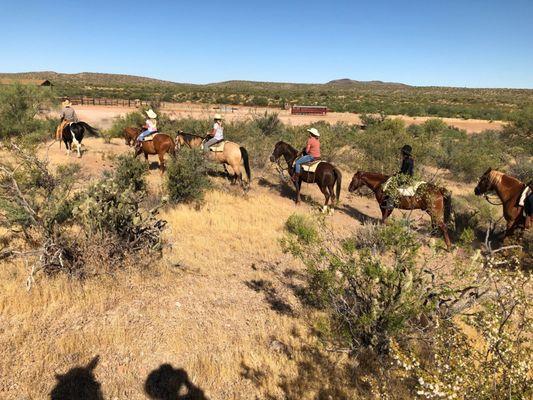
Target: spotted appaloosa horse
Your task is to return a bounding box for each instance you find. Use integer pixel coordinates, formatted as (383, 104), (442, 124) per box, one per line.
(61, 122), (99, 158)
(474, 168), (530, 237)
(349, 171), (453, 250)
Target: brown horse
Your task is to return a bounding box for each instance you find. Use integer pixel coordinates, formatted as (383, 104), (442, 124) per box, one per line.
(124, 126), (141, 146)
(348, 171), (452, 250)
(135, 133), (176, 173)
(175, 131), (251, 188)
(269, 141), (342, 210)
(474, 168), (529, 237)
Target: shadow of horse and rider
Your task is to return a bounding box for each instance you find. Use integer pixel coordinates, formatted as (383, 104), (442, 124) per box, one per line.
(50, 356), (208, 400)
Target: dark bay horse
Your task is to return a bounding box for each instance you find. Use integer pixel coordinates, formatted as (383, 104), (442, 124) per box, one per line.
(135, 133), (176, 173)
(175, 130), (251, 188)
(348, 171), (452, 250)
(124, 126), (141, 146)
(62, 122), (99, 158)
(474, 168), (530, 237)
(270, 141), (342, 210)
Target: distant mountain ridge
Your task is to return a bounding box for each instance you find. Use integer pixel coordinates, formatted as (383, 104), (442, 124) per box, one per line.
(0, 71), (411, 88)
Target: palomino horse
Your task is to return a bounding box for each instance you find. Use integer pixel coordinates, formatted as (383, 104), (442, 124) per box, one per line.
(348, 171), (452, 250)
(175, 131), (251, 188)
(269, 141), (342, 210)
(135, 133), (176, 173)
(474, 168), (530, 237)
(61, 121), (99, 158)
(124, 126), (141, 146)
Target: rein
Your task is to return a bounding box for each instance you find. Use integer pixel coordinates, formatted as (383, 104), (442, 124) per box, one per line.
(483, 193), (503, 206)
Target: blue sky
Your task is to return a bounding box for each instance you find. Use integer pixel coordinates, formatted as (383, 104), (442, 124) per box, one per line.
(0, 0), (532, 88)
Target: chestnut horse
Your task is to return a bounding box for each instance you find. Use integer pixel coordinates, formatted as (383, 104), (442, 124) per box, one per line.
(348, 171), (452, 250)
(474, 168), (530, 237)
(135, 133), (176, 173)
(175, 131), (251, 188)
(269, 141), (342, 209)
(124, 126), (141, 146)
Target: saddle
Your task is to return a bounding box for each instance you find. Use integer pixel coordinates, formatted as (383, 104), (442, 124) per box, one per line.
(292, 158), (323, 173)
(383, 178), (426, 197)
(141, 131), (159, 141)
(209, 140), (227, 152)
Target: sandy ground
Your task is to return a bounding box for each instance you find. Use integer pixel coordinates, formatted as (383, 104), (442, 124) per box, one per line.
(49, 102), (507, 133)
(0, 132), (485, 398)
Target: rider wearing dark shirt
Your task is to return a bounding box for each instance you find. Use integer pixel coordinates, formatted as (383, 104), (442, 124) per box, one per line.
(400, 147), (414, 176)
(382, 145), (414, 210)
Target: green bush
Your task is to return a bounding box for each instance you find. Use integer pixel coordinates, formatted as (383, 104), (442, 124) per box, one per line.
(105, 111), (145, 139)
(285, 214), (318, 245)
(165, 148), (210, 204)
(111, 154), (147, 192)
(0, 83), (55, 139)
(254, 112), (283, 136)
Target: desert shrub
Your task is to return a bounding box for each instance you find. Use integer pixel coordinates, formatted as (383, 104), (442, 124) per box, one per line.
(360, 112), (387, 127)
(439, 131), (507, 181)
(507, 155), (533, 183)
(165, 148), (210, 204)
(284, 219), (444, 354)
(0, 83), (55, 141)
(111, 154), (147, 192)
(0, 144), (164, 279)
(105, 111), (145, 139)
(285, 214), (318, 245)
(451, 194), (499, 239)
(393, 266), (532, 399)
(253, 112), (283, 136)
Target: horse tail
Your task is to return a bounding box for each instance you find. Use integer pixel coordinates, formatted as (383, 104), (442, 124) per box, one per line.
(333, 167), (342, 205)
(442, 188), (452, 224)
(240, 147), (251, 183)
(78, 121), (99, 136)
(170, 138), (177, 158)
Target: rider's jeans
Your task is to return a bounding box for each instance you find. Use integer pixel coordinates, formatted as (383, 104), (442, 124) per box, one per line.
(295, 155), (314, 174)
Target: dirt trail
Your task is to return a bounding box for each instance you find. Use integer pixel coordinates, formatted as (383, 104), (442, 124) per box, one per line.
(48, 102), (506, 133)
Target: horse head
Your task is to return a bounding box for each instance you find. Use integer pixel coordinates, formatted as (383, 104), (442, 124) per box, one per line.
(270, 141), (296, 163)
(348, 171), (365, 192)
(474, 167), (495, 196)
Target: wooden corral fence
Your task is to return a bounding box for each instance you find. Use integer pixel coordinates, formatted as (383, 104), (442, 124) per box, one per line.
(291, 105), (328, 115)
(67, 97), (155, 107)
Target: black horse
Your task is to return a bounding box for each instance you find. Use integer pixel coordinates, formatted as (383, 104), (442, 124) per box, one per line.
(61, 122), (99, 158)
(270, 141), (342, 210)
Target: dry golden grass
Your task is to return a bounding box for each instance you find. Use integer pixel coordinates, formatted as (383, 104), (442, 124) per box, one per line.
(0, 136), (486, 399)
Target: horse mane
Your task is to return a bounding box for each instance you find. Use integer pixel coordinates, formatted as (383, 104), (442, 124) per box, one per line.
(359, 171), (389, 181)
(178, 131), (204, 140)
(489, 170), (522, 187)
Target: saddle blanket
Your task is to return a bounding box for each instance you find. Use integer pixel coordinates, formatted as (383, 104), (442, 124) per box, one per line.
(209, 140), (227, 152)
(383, 178), (426, 197)
(142, 132), (160, 142)
(292, 160), (323, 173)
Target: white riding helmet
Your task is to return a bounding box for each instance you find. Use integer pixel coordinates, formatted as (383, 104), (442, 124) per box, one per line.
(146, 109), (157, 119)
(307, 127), (320, 137)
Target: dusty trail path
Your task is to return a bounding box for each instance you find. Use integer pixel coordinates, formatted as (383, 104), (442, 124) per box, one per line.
(1, 137), (465, 399)
(49, 102), (506, 133)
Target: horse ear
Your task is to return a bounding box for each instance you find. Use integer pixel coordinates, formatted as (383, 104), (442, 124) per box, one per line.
(86, 356), (99, 371)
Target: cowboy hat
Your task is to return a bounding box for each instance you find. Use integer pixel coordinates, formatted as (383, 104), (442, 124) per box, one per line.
(213, 113), (223, 120)
(307, 127), (320, 137)
(62, 99), (71, 107)
(146, 109), (157, 119)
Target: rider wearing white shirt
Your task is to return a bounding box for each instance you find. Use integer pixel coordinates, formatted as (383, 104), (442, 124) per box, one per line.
(204, 114), (224, 151)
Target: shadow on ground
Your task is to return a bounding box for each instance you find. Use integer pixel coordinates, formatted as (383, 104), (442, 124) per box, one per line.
(145, 364), (209, 400)
(50, 356), (104, 400)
